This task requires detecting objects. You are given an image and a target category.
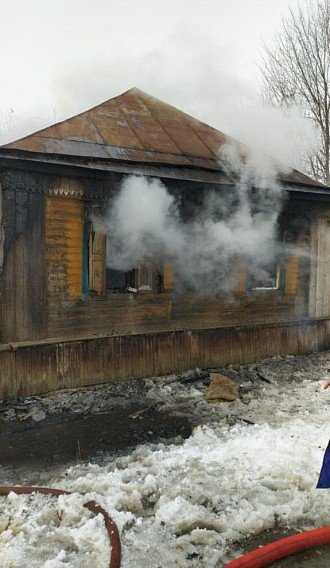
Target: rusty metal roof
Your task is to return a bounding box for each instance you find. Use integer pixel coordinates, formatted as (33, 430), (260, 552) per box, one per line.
(1, 88), (326, 188)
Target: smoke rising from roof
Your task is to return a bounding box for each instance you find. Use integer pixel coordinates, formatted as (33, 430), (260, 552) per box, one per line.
(0, 9), (317, 296)
(1, 26), (317, 173)
(94, 83), (316, 298)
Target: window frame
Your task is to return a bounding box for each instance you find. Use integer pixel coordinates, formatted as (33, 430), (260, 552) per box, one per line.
(88, 228), (165, 296)
(247, 261), (285, 295)
(250, 264), (282, 291)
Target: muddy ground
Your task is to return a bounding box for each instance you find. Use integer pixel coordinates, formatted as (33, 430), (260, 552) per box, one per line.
(1, 350), (329, 469)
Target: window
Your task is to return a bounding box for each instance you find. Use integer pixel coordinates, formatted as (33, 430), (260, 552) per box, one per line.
(250, 264), (282, 291)
(126, 261), (163, 293)
(105, 267), (127, 291)
(88, 229), (164, 294)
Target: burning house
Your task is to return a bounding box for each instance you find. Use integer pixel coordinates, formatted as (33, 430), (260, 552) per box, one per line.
(0, 88), (329, 397)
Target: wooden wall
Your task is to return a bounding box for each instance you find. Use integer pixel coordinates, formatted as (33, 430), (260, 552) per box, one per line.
(45, 197), (83, 300)
(40, 177), (315, 341)
(45, 202), (311, 340)
(309, 209), (330, 318)
(1, 319), (329, 398)
(1, 188), (45, 342)
(45, 290), (308, 340)
(0, 167), (326, 345)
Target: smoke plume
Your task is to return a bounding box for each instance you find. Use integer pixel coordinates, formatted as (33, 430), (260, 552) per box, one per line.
(96, 141), (286, 297)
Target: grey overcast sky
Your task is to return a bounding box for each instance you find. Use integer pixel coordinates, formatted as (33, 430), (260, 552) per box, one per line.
(0, 0), (303, 146)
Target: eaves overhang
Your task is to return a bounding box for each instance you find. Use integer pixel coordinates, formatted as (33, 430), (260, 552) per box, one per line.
(0, 148), (329, 199)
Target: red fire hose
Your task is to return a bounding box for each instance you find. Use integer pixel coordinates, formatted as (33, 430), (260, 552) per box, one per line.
(222, 525), (330, 568)
(0, 486), (121, 568)
(1, 486), (330, 568)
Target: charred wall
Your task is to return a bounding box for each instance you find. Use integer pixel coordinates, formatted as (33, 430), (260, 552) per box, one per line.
(0, 319), (329, 398)
(1, 177), (45, 342)
(0, 166), (326, 344)
(44, 178), (315, 340)
(0, 167), (116, 342)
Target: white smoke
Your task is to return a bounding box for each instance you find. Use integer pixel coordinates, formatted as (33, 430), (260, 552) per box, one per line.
(1, 23), (317, 167)
(80, 40), (316, 298)
(95, 160), (283, 297)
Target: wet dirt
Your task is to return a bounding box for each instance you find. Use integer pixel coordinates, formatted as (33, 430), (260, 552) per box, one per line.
(0, 405), (192, 468)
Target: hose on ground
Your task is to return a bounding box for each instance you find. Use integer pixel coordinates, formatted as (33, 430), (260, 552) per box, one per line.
(2, 486), (330, 567)
(0, 486), (121, 568)
(222, 525), (330, 567)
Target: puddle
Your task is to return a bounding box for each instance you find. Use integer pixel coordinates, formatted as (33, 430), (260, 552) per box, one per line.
(0, 405), (192, 467)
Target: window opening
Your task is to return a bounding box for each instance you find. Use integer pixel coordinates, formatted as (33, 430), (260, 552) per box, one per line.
(89, 231), (164, 294)
(250, 265), (281, 290)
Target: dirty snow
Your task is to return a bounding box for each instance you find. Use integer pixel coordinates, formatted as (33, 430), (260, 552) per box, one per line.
(0, 353), (329, 567)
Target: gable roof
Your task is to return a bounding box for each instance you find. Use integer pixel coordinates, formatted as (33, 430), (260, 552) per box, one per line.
(1, 88), (325, 188)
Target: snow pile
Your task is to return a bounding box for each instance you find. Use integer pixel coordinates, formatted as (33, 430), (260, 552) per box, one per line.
(0, 357), (329, 567)
(0, 492), (110, 567)
(1, 424), (329, 566)
(57, 420), (329, 567)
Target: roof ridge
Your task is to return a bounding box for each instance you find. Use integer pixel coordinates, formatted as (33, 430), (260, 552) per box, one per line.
(2, 87), (229, 150)
(0, 88), (142, 148)
(0, 87), (325, 189)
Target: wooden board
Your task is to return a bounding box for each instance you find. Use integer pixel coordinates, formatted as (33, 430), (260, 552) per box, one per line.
(1, 191), (45, 342)
(285, 254), (299, 296)
(309, 210), (330, 318)
(45, 197), (83, 300)
(1, 319), (329, 397)
(89, 231), (105, 293)
(163, 261), (173, 291)
(234, 267), (247, 294)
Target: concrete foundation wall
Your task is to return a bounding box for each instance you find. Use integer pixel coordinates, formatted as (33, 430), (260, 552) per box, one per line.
(0, 319), (329, 398)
